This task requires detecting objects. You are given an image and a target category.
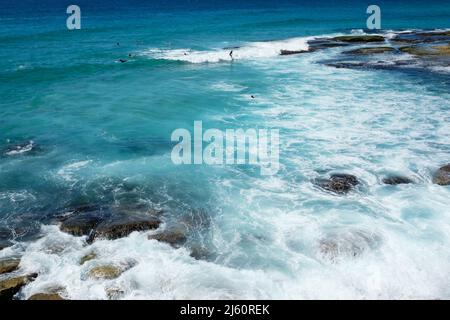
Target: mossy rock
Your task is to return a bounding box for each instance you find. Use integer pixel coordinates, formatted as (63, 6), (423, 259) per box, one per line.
(88, 265), (124, 280)
(345, 47), (395, 55)
(332, 35), (385, 43)
(148, 227), (187, 246)
(382, 176), (414, 185)
(400, 45), (450, 57)
(0, 257), (21, 275)
(432, 44), (450, 55)
(28, 293), (64, 300)
(0, 274), (37, 300)
(80, 252), (97, 265)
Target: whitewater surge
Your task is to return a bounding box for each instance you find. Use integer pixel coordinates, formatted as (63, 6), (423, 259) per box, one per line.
(142, 36), (313, 63)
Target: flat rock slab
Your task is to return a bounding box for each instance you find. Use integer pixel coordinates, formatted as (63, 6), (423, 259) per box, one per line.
(344, 47), (396, 55)
(28, 293), (64, 300)
(332, 35), (385, 43)
(0, 274), (37, 300)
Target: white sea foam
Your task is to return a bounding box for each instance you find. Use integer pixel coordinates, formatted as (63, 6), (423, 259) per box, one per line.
(57, 160), (92, 181)
(142, 37), (312, 63)
(5, 141), (34, 156)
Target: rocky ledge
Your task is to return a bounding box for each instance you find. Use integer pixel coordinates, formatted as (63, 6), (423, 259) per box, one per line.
(59, 205), (161, 243)
(312, 30), (450, 72)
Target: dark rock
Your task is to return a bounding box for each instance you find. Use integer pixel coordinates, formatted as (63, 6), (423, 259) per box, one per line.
(59, 209), (106, 238)
(326, 61), (366, 69)
(0, 274), (37, 300)
(307, 38), (350, 51)
(332, 35), (385, 43)
(0, 257), (21, 274)
(382, 176), (414, 185)
(87, 262), (135, 280)
(94, 214), (160, 240)
(315, 173), (360, 194)
(280, 49), (307, 55)
(344, 47), (395, 55)
(189, 246), (210, 260)
(392, 31), (450, 44)
(433, 164), (450, 186)
(59, 205), (161, 242)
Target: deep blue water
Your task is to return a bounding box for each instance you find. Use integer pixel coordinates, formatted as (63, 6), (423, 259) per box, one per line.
(1, 0), (450, 299)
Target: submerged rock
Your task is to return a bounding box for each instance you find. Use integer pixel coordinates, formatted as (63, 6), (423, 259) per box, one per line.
(88, 265), (124, 280)
(325, 61), (366, 69)
(307, 38), (350, 51)
(315, 173), (360, 194)
(382, 176), (414, 185)
(80, 252), (97, 265)
(0, 240), (12, 251)
(0, 274), (37, 300)
(399, 44), (450, 57)
(433, 164), (450, 186)
(3, 140), (39, 156)
(318, 229), (381, 262)
(344, 47), (395, 55)
(332, 35), (385, 43)
(0, 228), (13, 251)
(189, 246), (210, 260)
(0, 257), (21, 274)
(392, 31), (450, 44)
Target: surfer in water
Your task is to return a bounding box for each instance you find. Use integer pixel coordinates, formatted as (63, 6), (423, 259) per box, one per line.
(229, 50), (233, 60)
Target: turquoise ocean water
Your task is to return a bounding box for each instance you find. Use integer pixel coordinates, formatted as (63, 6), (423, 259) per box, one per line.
(1, 0), (450, 299)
